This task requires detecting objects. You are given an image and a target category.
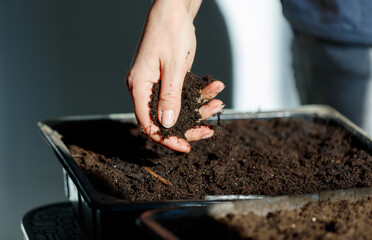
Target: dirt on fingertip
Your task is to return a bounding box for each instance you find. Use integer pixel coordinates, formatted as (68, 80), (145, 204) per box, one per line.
(149, 71), (222, 139)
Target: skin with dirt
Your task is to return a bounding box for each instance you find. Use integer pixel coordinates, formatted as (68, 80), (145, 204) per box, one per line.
(68, 117), (372, 201)
(149, 71), (216, 139)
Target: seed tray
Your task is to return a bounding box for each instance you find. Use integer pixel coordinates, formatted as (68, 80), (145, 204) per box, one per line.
(37, 105), (372, 239)
(138, 187), (372, 240)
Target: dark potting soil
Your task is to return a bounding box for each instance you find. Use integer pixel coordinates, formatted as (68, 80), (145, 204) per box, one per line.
(215, 198), (372, 240)
(68, 117), (372, 201)
(149, 71), (216, 139)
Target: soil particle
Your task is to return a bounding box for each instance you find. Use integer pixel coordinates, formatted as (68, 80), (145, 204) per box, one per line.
(68, 118), (372, 201)
(215, 198), (372, 240)
(149, 71), (217, 139)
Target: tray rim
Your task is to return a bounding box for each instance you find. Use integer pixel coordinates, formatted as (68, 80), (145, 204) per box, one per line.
(37, 104), (372, 209)
(138, 187), (372, 240)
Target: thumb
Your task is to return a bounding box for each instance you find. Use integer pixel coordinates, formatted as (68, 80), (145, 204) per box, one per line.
(158, 65), (186, 128)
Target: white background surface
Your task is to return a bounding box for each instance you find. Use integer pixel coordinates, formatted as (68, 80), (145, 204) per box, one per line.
(216, 0), (300, 111)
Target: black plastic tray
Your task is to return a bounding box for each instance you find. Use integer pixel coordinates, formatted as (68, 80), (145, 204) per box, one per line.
(137, 187), (372, 240)
(138, 206), (225, 240)
(21, 202), (89, 240)
(37, 105), (372, 239)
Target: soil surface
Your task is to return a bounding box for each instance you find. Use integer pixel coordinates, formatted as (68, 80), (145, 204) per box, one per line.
(149, 71), (216, 139)
(216, 198), (372, 240)
(68, 118), (372, 201)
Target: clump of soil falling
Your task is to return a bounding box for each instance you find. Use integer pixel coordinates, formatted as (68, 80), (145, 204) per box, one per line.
(149, 71), (218, 139)
(215, 198), (372, 240)
(67, 118), (372, 201)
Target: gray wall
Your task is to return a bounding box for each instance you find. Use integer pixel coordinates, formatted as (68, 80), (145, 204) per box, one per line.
(0, 1), (231, 239)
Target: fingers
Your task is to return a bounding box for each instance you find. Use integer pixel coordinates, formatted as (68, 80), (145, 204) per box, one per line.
(185, 126), (214, 142)
(148, 126), (213, 152)
(200, 80), (225, 102)
(149, 133), (191, 153)
(126, 67), (159, 137)
(199, 99), (225, 120)
(157, 64), (186, 129)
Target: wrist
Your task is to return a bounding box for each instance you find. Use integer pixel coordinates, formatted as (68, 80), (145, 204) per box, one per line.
(152, 0), (202, 20)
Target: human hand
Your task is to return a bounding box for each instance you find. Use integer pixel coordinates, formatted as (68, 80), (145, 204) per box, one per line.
(126, 0), (225, 153)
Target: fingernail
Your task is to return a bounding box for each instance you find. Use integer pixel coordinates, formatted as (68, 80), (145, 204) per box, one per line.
(216, 83), (225, 93)
(161, 110), (175, 128)
(202, 132), (214, 139)
(181, 145), (191, 152)
(211, 104), (225, 115)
